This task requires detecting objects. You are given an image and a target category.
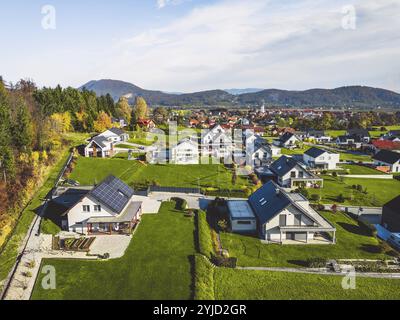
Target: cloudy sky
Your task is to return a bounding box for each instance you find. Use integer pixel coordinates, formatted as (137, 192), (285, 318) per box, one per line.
(1, 0), (400, 92)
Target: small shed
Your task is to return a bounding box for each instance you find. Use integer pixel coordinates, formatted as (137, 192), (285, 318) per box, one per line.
(227, 201), (257, 233)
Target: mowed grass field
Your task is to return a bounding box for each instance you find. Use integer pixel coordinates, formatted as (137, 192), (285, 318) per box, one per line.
(214, 269), (400, 300)
(338, 164), (387, 175)
(32, 202), (195, 300)
(308, 175), (400, 206)
(69, 156), (250, 190)
(220, 211), (391, 268)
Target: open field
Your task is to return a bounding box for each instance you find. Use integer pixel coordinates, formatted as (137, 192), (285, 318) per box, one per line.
(32, 202), (195, 300)
(214, 268), (400, 300)
(308, 175), (400, 206)
(127, 131), (157, 146)
(220, 211), (392, 268)
(69, 156), (250, 190)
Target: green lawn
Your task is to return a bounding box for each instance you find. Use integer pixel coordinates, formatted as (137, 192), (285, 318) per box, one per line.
(326, 130), (347, 138)
(338, 164), (386, 175)
(281, 146), (309, 156)
(69, 156), (250, 190)
(308, 175), (400, 206)
(214, 268), (400, 300)
(32, 202), (195, 300)
(220, 211), (391, 268)
(338, 152), (371, 163)
(128, 131), (157, 146)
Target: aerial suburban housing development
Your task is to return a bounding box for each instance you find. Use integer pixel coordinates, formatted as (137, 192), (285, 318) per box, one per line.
(1, 0), (400, 310)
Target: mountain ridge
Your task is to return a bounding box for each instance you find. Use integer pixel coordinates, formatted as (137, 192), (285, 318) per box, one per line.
(79, 79), (400, 108)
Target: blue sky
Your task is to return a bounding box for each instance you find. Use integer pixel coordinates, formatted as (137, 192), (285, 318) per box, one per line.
(1, 0), (400, 93)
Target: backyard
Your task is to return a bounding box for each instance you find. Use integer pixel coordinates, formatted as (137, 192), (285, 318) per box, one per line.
(68, 156), (250, 191)
(32, 201), (195, 300)
(220, 211), (394, 268)
(308, 175), (400, 206)
(214, 268), (400, 300)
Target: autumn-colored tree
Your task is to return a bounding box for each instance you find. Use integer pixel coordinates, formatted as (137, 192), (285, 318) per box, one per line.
(93, 111), (112, 132)
(50, 112), (73, 133)
(115, 97), (132, 124)
(134, 96), (148, 120)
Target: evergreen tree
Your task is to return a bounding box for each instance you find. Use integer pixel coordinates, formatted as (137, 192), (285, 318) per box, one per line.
(13, 100), (33, 151)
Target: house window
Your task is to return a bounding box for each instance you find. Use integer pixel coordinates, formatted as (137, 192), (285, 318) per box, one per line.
(83, 205), (90, 212)
(237, 221), (252, 225)
(298, 171), (304, 178)
(290, 171), (296, 178)
(94, 205), (101, 212)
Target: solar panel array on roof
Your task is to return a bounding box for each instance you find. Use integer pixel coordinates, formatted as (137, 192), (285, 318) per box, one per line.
(228, 201), (256, 219)
(90, 176), (134, 214)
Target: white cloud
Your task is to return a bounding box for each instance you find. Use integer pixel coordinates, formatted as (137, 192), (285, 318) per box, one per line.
(102, 0), (400, 92)
(157, 0), (189, 9)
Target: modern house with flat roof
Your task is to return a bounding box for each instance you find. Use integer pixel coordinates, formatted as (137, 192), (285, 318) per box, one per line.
(227, 201), (257, 233)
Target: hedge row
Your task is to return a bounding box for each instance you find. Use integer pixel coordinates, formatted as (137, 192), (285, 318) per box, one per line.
(197, 210), (214, 259)
(194, 254), (215, 300)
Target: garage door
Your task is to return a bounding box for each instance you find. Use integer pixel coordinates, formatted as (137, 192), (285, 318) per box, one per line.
(294, 233), (307, 241)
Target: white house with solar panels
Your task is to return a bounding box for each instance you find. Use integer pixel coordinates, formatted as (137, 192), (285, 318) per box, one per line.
(56, 176), (142, 235)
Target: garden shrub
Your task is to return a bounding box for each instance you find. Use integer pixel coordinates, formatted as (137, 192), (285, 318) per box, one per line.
(211, 255), (237, 268)
(305, 257), (326, 268)
(171, 197), (188, 210)
(194, 254), (215, 300)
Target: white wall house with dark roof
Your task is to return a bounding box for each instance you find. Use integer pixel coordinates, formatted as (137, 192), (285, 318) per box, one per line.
(303, 147), (340, 170)
(247, 181), (336, 244)
(58, 176), (142, 235)
(85, 128), (129, 158)
(227, 201), (257, 233)
(373, 150), (400, 173)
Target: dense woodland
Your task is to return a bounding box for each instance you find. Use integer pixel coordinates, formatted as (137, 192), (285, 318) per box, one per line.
(0, 77), (148, 241)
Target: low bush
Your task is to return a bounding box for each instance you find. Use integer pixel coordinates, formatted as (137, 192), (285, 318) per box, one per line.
(305, 257), (326, 268)
(194, 254), (215, 300)
(211, 255), (237, 268)
(171, 198), (188, 210)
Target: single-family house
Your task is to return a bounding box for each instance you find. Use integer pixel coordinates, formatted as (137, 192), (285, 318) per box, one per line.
(247, 181), (336, 243)
(201, 124), (233, 158)
(303, 147), (340, 170)
(269, 156), (323, 189)
(306, 130), (331, 143)
(137, 119), (156, 129)
(170, 138), (199, 164)
(111, 117), (128, 128)
(347, 129), (371, 143)
(84, 128), (129, 158)
(373, 150), (400, 173)
(54, 176), (142, 235)
(273, 132), (301, 149)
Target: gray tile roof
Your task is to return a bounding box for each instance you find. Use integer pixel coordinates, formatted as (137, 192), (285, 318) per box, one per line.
(373, 150), (400, 164)
(269, 156), (300, 177)
(109, 127), (126, 136)
(248, 181), (291, 225)
(92, 136), (109, 149)
(304, 147), (327, 158)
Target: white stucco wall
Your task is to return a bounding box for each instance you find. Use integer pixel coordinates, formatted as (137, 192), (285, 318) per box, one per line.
(67, 196), (115, 233)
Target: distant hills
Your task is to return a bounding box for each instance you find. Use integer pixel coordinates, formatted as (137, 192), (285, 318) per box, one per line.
(79, 79), (400, 108)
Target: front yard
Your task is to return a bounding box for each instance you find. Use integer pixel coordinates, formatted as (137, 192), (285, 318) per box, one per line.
(220, 211), (393, 268)
(68, 156), (251, 191)
(32, 201), (195, 300)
